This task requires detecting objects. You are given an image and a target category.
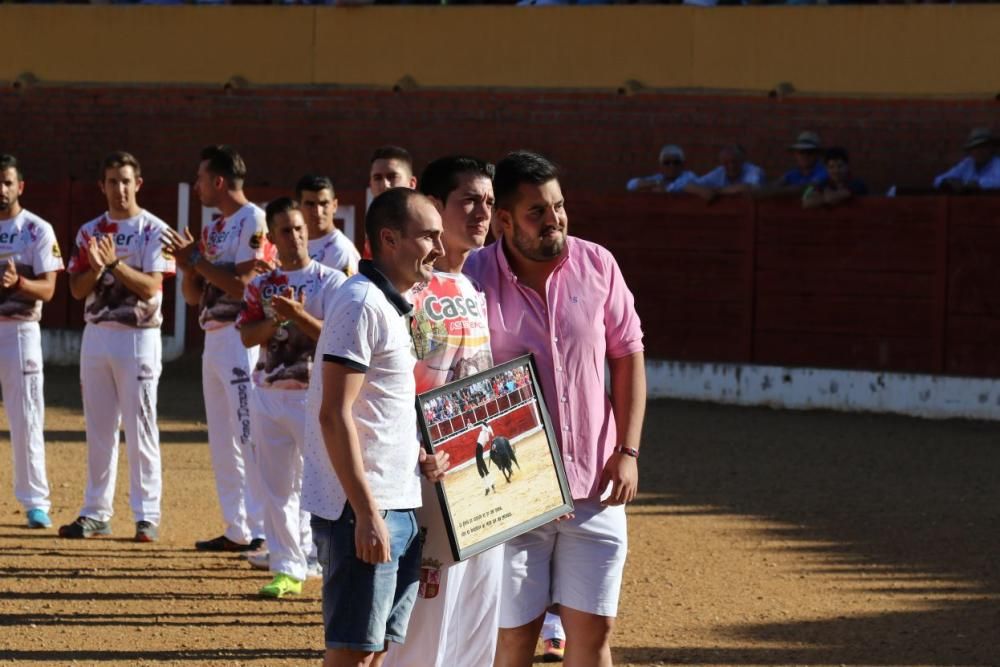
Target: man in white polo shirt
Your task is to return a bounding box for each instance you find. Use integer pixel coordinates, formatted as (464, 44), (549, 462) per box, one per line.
(302, 187), (444, 667)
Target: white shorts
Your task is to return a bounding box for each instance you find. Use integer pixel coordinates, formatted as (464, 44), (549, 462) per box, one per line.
(500, 499), (627, 628)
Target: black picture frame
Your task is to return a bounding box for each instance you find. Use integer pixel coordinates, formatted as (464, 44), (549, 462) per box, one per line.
(415, 353), (574, 562)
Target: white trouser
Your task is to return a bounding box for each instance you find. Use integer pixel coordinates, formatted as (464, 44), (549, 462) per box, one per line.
(250, 387), (312, 581)
(383, 546), (503, 667)
(0, 321), (49, 512)
(202, 325), (264, 543)
(79, 324), (162, 524)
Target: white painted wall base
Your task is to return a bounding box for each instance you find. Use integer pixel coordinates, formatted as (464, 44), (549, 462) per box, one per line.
(646, 360), (1000, 421)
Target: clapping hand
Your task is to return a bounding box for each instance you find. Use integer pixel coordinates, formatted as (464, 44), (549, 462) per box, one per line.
(2, 259), (18, 290)
(162, 228), (197, 268)
(271, 287), (305, 322)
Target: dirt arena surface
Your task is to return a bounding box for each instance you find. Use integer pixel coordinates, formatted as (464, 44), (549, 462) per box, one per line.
(1, 359), (998, 666)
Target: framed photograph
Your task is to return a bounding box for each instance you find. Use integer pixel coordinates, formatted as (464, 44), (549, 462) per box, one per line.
(416, 354), (574, 562)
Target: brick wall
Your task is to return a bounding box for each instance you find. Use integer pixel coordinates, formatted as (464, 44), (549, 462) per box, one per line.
(1, 86), (997, 195)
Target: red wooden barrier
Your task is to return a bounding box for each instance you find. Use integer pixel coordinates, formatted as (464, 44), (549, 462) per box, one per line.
(431, 402), (541, 470)
(17, 183), (1000, 379)
(572, 193), (1000, 379)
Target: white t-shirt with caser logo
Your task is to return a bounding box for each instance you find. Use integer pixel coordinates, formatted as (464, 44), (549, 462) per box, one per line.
(235, 260), (346, 390)
(66, 210), (175, 329)
(0, 209), (64, 322)
(198, 202), (271, 331)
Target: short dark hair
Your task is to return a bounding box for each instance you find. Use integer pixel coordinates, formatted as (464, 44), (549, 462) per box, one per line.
(365, 188), (429, 256)
(494, 151), (559, 211)
(100, 151), (141, 180)
(264, 197), (300, 231)
(0, 154), (22, 180)
(825, 147), (850, 163)
(200, 145), (247, 186)
(295, 174), (335, 199)
(419, 156), (494, 204)
(370, 145), (413, 169)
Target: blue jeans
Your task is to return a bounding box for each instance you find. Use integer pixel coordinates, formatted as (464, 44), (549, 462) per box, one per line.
(311, 504), (422, 652)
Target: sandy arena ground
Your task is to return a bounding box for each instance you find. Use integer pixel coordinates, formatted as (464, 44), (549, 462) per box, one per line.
(1, 360), (998, 666)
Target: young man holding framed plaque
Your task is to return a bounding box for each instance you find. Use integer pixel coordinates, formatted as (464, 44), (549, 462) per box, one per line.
(383, 155), (500, 667)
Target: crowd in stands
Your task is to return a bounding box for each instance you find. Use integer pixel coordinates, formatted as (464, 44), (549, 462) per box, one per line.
(627, 127), (999, 207)
(422, 365), (530, 426)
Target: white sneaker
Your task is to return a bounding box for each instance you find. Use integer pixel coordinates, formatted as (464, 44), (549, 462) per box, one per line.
(247, 551), (270, 570)
(306, 558), (323, 580)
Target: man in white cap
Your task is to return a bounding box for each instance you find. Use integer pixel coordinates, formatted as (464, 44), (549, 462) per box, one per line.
(774, 130), (827, 190)
(626, 144), (695, 193)
(934, 128), (1000, 192)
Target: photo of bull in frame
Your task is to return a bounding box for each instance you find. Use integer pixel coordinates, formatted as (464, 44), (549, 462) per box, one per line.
(416, 354), (573, 561)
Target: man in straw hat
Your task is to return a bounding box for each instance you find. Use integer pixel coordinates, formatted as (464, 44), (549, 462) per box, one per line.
(774, 130), (828, 192)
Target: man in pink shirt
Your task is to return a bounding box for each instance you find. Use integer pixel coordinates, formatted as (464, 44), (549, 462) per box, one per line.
(464, 151), (646, 667)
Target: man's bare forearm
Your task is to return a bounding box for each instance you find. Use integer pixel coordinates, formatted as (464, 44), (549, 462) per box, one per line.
(609, 351), (647, 451)
(194, 259), (248, 299)
(68, 270), (102, 301)
(238, 318), (278, 348)
(109, 265), (162, 301)
(320, 408), (378, 516)
(11, 273), (57, 302)
(180, 269), (203, 306)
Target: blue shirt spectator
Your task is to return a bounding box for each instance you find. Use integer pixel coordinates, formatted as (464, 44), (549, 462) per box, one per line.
(627, 144), (697, 194)
(781, 162), (827, 187)
(778, 131), (827, 188)
(686, 145), (764, 202)
(692, 145), (765, 190)
(934, 128), (1000, 191)
(694, 162), (765, 189)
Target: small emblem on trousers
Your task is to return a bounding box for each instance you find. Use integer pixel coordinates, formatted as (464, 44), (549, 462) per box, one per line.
(418, 558), (442, 599)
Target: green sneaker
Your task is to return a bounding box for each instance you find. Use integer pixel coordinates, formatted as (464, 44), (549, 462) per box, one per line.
(259, 573), (303, 599)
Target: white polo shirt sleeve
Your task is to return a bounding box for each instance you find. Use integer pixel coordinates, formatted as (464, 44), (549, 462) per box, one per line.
(320, 293), (378, 373)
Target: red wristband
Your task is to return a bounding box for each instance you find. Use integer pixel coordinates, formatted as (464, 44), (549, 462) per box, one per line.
(616, 446), (639, 459)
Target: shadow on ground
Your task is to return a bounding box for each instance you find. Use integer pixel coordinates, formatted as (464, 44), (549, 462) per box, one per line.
(636, 399), (999, 665)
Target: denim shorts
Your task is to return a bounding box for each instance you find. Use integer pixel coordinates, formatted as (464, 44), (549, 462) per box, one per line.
(311, 504), (422, 652)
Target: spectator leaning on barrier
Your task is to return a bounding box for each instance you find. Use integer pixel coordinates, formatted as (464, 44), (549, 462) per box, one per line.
(934, 128), (1000, 193)
(685, 144), (765, 201)
(774, 131), (827, 192)
(626, 144), (696, 194)
(802, 147), (868, 209)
